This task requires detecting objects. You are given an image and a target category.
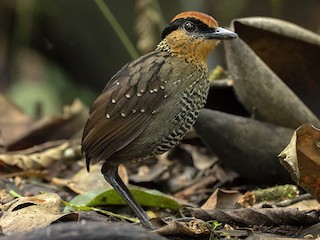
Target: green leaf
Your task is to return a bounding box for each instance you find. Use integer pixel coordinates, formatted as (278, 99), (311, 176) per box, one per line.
(68, 188), (181, 210)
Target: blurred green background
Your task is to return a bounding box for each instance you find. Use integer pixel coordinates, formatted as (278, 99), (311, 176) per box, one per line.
(1, 0), (319, 117)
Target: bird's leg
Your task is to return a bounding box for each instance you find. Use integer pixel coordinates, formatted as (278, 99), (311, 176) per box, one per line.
(101, 163), (155, 229)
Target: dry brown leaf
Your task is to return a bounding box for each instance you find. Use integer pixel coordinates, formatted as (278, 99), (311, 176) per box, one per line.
(0, 193), (78, 234)
(182, 206), (320, 226)
(154, 219), (209, 236)
(179, 144), (217, 171)
(201, 188), (242, 210)
(0, 139), (81, 171)
(279, 123), (320, 202)
(289, 199), (320, 211)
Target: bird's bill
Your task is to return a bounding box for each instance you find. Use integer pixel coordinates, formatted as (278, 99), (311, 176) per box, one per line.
(204, 27), (238, 40)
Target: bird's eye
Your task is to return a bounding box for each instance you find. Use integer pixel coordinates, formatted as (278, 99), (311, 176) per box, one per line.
(184, 22), (196, 32)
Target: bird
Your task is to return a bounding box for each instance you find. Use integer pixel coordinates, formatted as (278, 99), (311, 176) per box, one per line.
(82, 11), (237, 229)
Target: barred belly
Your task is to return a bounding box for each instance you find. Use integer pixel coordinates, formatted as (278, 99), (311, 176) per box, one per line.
(153, 77), (209, 154)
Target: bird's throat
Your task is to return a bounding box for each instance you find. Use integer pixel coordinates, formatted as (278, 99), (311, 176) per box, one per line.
(156, 29), (217, 68)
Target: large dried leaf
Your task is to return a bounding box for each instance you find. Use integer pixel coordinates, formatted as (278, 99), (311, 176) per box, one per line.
(195, 109), (292, 183)
(232, 17), (320, 116)
(0, 139), (81, 171)
(182, 206), (320, 226)
(0, 193), (77, 234)
(201, 188), (242, 210)
(224, 37), (320, 129)
(278, 123), (320, 202)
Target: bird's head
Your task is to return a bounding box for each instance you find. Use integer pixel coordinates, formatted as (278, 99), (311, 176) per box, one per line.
(157, 11), (237, 66)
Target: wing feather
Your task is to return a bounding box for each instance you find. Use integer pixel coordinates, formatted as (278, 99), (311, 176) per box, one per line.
(82, 51), (170, 167)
